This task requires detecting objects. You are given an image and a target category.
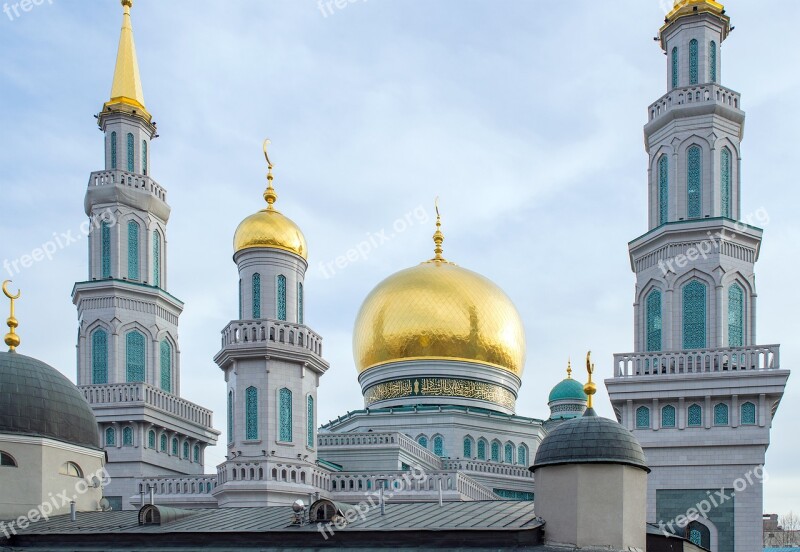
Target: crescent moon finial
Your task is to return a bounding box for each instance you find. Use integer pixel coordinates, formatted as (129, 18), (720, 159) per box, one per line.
(2, 280), (20, 300)
(3, 280), (20, 352)
(584, 350), (596, 409)
(262, 139), (278, 209)
(263, 138), (273, 169)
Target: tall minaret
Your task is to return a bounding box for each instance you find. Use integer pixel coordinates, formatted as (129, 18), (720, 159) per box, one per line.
(606, 2), (789, 551)
(73, 0), (219, 511)
(212, 142), (329, 507)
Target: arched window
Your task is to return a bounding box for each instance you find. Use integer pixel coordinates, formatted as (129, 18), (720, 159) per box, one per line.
(105, 427), (116, 446)
(227, 391), (233, 444)
(491, 441), (500, 462)
(307, 395), (314, 448)
(709, 41), (717, 82)
(477, 439), (487, 460)
(714, 403), (729, 425)
(101, 222), (111, 278)
(721, 147), (732, 218)
(125, 330), (146, 382)
(279, 388), (292, 442)
(433, 436), (444, 457)
(148, 429), (156, 448)
(671, 47), (679, 89)
(646, 290), (662, 352)
(661, 405), (676, 428)
(183, 440), (189, 459)
(636, 406), (651, 429)
(152, 230), (161, 287)
(171, 437), (178, 455)
(687, 521), (710, 548)
(298, 282), (304, 324)
(245, 386), (258, 440)
(463, 437), (473, 458)
(687, 145), (702, 219)
(160, 340), (172, 392)
(127, 220), (140, 280)
(252, 273), (261, 319)
(728, 283), (744, 347)
(110, 131), (118, 169)
(688, 404), (703, 427)
(123, 426), (134, 446)
(59, 462), (83, 478)
(517, 445), (527, 465)
(193, 444), (200, 463)
(741, 401), (756, 425)
(504, 443), (513, 464)
(0, 451), (17, 467)
(142, 140), (148, 175)
(160, 433), (167, 452)
(682, 281), (707, 349)
(276, 275), (287, 321)
(689, 39), (699, 85)
(92, 329), (108, 384)
(127, 133), (135, 172)
(689, 528), (702, 546)
(658, 155), (669, 225)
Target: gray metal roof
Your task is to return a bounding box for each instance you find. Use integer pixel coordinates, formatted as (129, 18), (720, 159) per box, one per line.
(0, 352), (99, 450)
(532, 408), (649, 472)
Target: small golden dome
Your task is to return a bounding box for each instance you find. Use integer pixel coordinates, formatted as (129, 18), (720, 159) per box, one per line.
(233, 208), (307, 259)
(352, 260), (526, 376)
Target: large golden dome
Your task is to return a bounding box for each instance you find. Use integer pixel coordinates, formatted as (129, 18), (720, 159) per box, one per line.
(233, 208), (307, 259)
(353, 260), (526, 376)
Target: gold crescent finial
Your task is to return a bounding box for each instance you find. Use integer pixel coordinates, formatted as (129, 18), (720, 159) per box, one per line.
(566, 357), (572, 379)
(262, 139), (277, 210)
(3, 280), (21, 352)
(584, 350), (596, 409)
(431, 197), (445, 262)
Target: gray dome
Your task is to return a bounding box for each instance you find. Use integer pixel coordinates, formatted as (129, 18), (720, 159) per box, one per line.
(532, 408), (649, 472)
(0, 352), (99, 450)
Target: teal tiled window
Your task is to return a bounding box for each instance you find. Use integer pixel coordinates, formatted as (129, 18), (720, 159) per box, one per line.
(142, 140), (148, 175)
(123, 426), (133, 446)
(687, 146), (702, 219)
(127, 133), (134, 172)
(279, 388), (292, 442)
(741, 401), (756, 425)
(307, 395), (314, 448)
(636, 406), (651, 429)
(728, 283), (744, 347)
(661, 405), (676, 428)
(276, 275), (287, 321)
(105, 427), (116, 446)
(682, 280), (707, 349)
(148, 430), (156, 448)
(160, 340), (172, 392)
(517, 445), (526, 465)
(127, 220), (140, 280)
(491, 441), (500, 462)
(110, 131), (117, 169)
(433, 436), (444, 457)
(504, 443), (513, 464)
(672, 47), (679, 88)
(183, 441), (189, 459)
(125, 330), (145, 382)
(709, 41), (717, 82)
(298, 282), (304, 324)
(152, 230), (161, 287)
(658, 155), (669, 225)
(690, 529), (702, 546)
(646, 290), (662, 352)
(245, 386), (258, 440)
(252, 273), (261, 319)
(417, 435), (428, 448)
(689, 39), (699, 84)
(714, 403), (729, 425)
(193, 444), (200, 463)
(160, 433), (167, 452)
(688, 404), (702, 427)
(463, 437), (472, 458)
(171, 437), (178, 456)
(92, 329), (108, 384)
(494, 489), (534, 501)
(477, 439), (487, 460)
(721, 147), (731, 218)
(227, 391), (233, 444)
(101, 222), (111, 278)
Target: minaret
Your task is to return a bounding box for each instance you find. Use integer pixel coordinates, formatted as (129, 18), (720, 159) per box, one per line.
(72, 0), (219, 511)
(212, 141), (329, 508)
(606, 2), (789, 551)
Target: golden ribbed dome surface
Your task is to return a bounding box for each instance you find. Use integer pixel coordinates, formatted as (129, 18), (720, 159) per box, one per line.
(353, 260), (526, 376)
(233, 209), (307, 259)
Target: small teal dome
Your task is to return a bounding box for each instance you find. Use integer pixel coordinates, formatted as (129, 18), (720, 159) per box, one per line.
(548, 377), (587, 403)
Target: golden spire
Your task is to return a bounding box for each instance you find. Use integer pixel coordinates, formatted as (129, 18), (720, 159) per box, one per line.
(432, 197), (445, 261)
(262, 139), (278, 210)
(566, 358), (572, 379)
(104, 0), (151, 121)
(3, 281), (21, 352)
(584, 351), (597, 409)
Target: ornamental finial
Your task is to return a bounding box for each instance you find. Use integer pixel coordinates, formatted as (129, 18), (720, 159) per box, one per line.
(432, 197), (445, 261)
(584, 351), (597, 409)
(262, 139), (277, 210)
(566, 358), (572, 379)
(3, 281), (21, 352)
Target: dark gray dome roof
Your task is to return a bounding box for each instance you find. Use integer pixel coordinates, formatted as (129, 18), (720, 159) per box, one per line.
(0, 352), (99, 449)
(532, 408), (649, 472)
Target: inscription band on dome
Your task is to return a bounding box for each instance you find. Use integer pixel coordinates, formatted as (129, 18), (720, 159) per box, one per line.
(364, 377), (516, 411)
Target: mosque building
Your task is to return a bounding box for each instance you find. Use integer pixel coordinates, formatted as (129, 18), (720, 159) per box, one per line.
(0, 1), (789, 550)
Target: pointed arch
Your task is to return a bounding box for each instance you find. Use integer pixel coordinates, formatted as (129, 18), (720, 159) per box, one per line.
(661, 404), (676, 428)
(491, 440), (501, 462)
(127, 220), (140, 280)
(714, 403), (729, 425)
(279, 387), (292, 442)
(709, 41), (717, 82)
(416, 434), (428, 449)
(142, 140), (148, 175)
(227, 390), (234, 444)
(688, 403), (703, 427)
(433, 435), (444, 457)
(276, 275), (287, 321)
(152, 229), (161, 287)
(682, 280), (707, 349)
(126, 132), (135, 172)
(306, 395), (314, 448)
(504, 442), (514, 464)
(721, 146), (732, 218)
(252, 273), (261, 319)
(671, 46), (679, 88)
(463, 435), (474, 458)
(636, 406), (651, 429)
(689, 39), (699, 84)
(687, 145), (703, 219)
(297, 282), (304, 324)
(740, 401), (756, 425)
(110, 131), (118, 169)
(658, 154), (669, 225)
(105, 427), (116, 446)
(101, 221), (111, 278)
(646, 289), (662, 352)
(91, 328), (109, 384)
(245, 386), (258, 440)
(517, 444), (528, 466)
(728, 282), (744, 347)
(477, 438), (487, 460)
(159, 339), (172, 392)
(125, 330), (146, 382)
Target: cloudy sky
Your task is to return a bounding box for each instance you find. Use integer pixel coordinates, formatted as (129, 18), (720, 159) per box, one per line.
(1, 0), (797, 515)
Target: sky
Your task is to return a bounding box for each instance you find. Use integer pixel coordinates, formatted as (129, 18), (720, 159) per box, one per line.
(0, 0), (797, 515)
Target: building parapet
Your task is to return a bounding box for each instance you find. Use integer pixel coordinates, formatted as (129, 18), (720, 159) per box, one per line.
(88, 170), (166, 202)
(613, 345), (780, 378)
(330, 470), (497, 502)
(441, 459), (533, 479)
(647, 83), (741, 123)
(219, 319), (323, 358)
(317, 431), (443, 469)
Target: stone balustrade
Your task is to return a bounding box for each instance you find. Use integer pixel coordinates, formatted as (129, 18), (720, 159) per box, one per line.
(88, 170), (166, 202)
(317, 431), (443, 469)
(137, 475), (217, 497)
(329, 470), (497, 501)
(648, 83), (741, 122)
(613, 345), (780, 378)
(441, 459), (533, 479)
(220, 319), (323, 357)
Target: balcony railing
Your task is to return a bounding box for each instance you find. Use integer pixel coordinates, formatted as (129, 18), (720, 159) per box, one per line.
(613, 345), (780, 378)
(137, 475), (218, 496)
(88, 170), (166, 202)
(220, 319), (323, 357)
(441, 459), (533, 479)
(648, 83), (741, 122)
(329, 470), (497, 501)
(317, 431), (443, 469)
(81, 382), (214, 428)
